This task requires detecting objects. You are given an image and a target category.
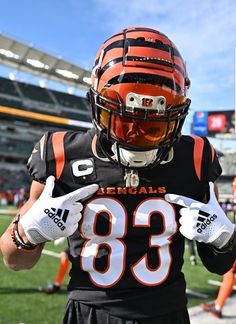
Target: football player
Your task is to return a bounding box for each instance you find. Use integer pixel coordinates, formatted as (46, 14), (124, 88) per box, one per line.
(41, 245), (70, 294)
(1, 27), (236, 324)
(201, 261), (236, 318)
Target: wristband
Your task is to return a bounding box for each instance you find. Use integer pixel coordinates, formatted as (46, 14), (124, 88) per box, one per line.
(11, 215), (37, 251)
(213, 231), (236, 254)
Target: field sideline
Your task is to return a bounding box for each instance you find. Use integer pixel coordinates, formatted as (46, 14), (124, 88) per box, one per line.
(0, 212), (223, 324)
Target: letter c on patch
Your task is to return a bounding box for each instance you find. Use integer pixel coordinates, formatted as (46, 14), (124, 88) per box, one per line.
(72, 159), (94, 177)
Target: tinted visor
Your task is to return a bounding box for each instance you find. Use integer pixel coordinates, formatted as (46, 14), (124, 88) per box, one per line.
(93, 87), (189, 149)
(100, 109), (178, 148)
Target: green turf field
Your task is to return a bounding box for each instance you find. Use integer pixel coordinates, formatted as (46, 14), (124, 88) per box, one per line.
(0, 212), (222, 324)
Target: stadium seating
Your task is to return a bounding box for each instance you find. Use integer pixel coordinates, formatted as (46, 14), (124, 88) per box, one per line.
(0, 76), (92, 199)
(0, 77), (19, 96)
(0, 75), (235, 206)
(19, 82), (54, 104)
(0, 76), (91, 121)
(0, 167), (30, 192)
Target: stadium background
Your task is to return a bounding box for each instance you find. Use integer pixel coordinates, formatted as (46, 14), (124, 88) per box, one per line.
(0, 33), (235, 209)
(0, 32), (235, 323)
(0, 34), (93, 207)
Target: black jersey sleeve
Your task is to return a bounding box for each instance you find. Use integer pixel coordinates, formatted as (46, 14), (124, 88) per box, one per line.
(205, 137), (222, 182)
(27, 132), (49, 183)
(197, 236), (236, 275)
(197, 137), (235, 274)
(198, 137), (222, 183)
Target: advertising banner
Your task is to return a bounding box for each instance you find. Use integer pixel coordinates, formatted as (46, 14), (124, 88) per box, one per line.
(192, 110), (236, 138)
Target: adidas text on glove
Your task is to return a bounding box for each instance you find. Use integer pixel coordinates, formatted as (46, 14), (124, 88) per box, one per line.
(20, 176), (99, 245)
(165, 182), (235, 249)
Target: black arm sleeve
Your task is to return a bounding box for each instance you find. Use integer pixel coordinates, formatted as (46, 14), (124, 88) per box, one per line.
(197, 235), (236, 275)
(197, 137), (236, 274)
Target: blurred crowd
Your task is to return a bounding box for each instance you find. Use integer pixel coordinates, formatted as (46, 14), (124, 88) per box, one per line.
(220, 200), (236, 220)
(0, 169), (30, 208)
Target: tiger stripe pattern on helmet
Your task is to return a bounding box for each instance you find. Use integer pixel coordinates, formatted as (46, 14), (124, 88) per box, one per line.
(89, 26), (191, 167)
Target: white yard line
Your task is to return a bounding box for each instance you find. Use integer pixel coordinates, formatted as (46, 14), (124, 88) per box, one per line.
(186, 288), (208, 298)
(0, 209), (17, 215)
(42, 249), (61, 258)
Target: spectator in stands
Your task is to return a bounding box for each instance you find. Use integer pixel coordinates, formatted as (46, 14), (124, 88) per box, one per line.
(201, 261), (236, 318)
(0, 169), (30, 206)
(0, 191), (8, 206)
(14, 188), (29, 209)
(6, 190), (14, 205)
(225, 199), (233, 218)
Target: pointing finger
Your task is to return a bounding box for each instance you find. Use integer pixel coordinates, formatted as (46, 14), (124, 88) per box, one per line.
(64, 184), (99, 203)
(43, 176), (55, 197)
(165, 193), (199, 208)
(208, 182), (218, 204)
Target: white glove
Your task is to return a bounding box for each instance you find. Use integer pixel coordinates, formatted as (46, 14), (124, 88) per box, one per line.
(165, 182), (235, 249)
(20, 176), (99, 245)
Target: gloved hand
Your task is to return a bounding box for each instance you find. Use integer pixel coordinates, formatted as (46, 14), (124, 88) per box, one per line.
(165, 182), (235, 249)
(20, 176), (99, 245)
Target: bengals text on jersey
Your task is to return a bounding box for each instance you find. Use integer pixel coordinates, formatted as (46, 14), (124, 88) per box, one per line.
(27, 128), (222, 319)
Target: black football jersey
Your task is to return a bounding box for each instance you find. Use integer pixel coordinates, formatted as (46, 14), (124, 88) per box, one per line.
(27, 128), (222, 318)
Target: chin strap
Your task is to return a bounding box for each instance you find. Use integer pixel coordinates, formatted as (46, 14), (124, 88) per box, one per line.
(124, 169), (139, 188)
(92, 132), (173, 189)
(91, 134), (115, 162)
(160, 147), (174, 164)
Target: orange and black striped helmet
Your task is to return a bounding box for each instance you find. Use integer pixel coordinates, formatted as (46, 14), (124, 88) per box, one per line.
(89, 26), (191, 154)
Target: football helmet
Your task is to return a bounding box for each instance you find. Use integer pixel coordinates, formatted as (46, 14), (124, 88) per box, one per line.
(89, 26), (191, 169)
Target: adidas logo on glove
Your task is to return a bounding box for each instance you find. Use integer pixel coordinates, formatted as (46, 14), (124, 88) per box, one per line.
(196, 210), (217, 233)
(44, 208), (69, 231)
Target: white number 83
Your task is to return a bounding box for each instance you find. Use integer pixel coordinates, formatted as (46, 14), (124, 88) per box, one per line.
(80, 197), (177, 288)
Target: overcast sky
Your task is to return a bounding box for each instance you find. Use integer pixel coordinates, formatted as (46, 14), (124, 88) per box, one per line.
(1, 0), (236, 149)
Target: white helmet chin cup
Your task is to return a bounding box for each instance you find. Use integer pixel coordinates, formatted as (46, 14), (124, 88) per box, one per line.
(111, 144), (158, 168)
